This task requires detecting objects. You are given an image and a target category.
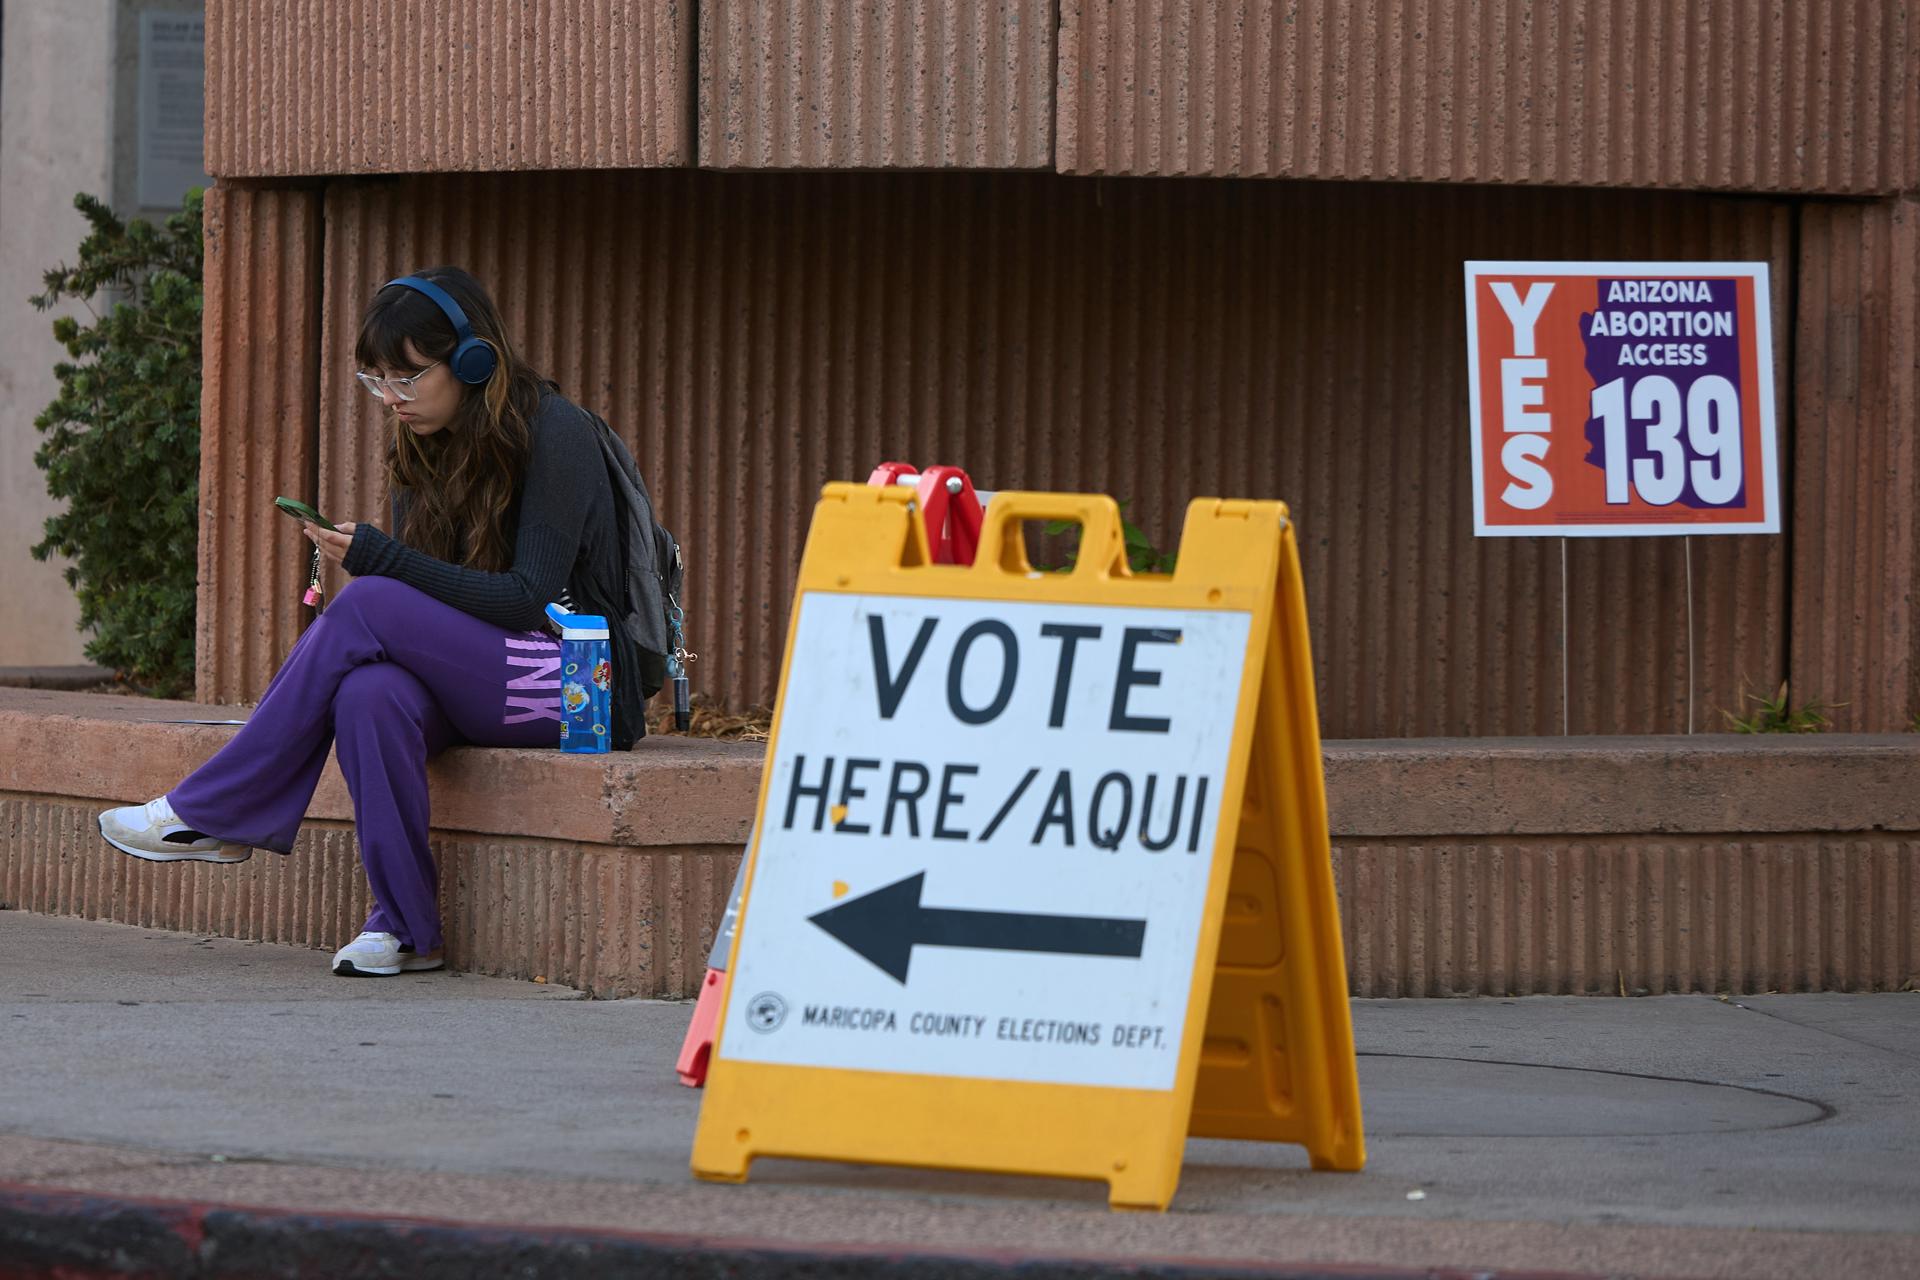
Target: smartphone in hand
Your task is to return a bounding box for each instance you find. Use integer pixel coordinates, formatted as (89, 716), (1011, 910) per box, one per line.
(274, 497), (337, 532)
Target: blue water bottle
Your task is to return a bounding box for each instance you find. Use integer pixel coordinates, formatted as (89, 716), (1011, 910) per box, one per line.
(545, 602), (613, 753)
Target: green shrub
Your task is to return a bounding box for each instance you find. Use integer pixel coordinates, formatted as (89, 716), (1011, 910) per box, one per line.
(30, 190), (204, 696)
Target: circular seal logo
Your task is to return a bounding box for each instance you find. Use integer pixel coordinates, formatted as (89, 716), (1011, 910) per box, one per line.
(745, 991), (788, 1033)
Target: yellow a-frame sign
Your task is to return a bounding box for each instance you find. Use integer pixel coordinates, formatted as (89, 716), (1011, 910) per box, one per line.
(692, 486), (1363, 1210)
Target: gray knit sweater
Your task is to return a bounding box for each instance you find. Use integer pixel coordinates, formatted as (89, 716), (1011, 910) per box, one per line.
(342, 389), (642, 744)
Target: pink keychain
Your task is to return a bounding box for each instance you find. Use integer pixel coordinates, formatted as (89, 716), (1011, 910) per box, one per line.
(304, 544), (323, 608)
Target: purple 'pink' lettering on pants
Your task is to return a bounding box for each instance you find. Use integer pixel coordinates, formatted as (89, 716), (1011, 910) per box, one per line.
(503, 636), (563, 725)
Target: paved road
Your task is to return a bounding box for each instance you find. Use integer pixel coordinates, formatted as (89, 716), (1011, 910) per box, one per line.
(3, 911), (1917, 1277)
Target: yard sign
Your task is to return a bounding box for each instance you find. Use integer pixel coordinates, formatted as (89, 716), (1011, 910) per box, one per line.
(1466, 261), (1779, 537)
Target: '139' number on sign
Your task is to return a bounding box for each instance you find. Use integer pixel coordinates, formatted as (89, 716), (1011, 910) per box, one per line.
(1591, 375), (1742, 507)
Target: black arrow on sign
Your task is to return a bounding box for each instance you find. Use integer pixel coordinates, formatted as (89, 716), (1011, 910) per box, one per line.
(807, 872), (1148, 984)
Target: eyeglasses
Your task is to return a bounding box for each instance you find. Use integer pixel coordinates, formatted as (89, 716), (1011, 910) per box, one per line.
(355, 361), (441, 402)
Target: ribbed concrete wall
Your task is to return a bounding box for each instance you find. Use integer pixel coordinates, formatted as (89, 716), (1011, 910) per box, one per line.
(203, 1), (1915, 195)
(0, 796), (738, 998)
(304, 171), (1788, 736)
(196, 185), (323, 704)
(698, 0), (1055, 168)
(203, 0), (692, 177)
(1792, 197), (1920, 731)
(1055, 0), (1920, 193)
(1336, 837), (1919, 997)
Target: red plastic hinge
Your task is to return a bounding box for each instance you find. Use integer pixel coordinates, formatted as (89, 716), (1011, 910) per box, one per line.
(915, 465), (984, 566)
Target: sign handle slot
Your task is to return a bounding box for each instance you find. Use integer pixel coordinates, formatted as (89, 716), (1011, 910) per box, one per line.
(974, 494), (1129, 581)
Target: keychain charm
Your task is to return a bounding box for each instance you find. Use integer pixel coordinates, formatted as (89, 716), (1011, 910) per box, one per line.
(667, 596), (696, 731)
(303, 544), (324, 608)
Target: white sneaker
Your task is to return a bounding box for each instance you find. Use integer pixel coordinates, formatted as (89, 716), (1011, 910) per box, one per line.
(332, 931), (446, 977)
(98, 797), (252, 864)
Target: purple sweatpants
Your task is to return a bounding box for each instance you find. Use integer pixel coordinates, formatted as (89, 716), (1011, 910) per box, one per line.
(167, 576), (563, 953)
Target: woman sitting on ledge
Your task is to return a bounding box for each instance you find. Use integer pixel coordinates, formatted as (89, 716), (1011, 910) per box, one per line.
(98, 266), (635, 977)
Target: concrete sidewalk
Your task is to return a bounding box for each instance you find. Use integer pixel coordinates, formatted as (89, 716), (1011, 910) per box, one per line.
(2, 912), (1917, 1278)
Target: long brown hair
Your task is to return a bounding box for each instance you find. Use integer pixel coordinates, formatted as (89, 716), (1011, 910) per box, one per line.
(354, 267), (545, 571)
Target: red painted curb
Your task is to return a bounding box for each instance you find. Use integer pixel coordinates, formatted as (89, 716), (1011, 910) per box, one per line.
(0, 1182), (1610, 1280)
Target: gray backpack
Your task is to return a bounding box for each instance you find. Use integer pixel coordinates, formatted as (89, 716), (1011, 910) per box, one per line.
(584, 411), (685, 715)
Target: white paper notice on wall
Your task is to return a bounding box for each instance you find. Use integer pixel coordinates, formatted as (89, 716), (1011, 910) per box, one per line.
(138, 13), (208, 209)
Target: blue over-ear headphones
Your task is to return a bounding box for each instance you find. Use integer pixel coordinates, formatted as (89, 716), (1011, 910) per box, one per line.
(382, 274), (498, 385)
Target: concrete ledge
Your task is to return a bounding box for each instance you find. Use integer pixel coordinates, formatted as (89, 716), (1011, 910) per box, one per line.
(0, 687), (762, 847)
(1327, 735), (1920, 836)
(14, 689), (1911, 847)
(0, 688), (758, 998)
(2, 689), (1915, 997)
